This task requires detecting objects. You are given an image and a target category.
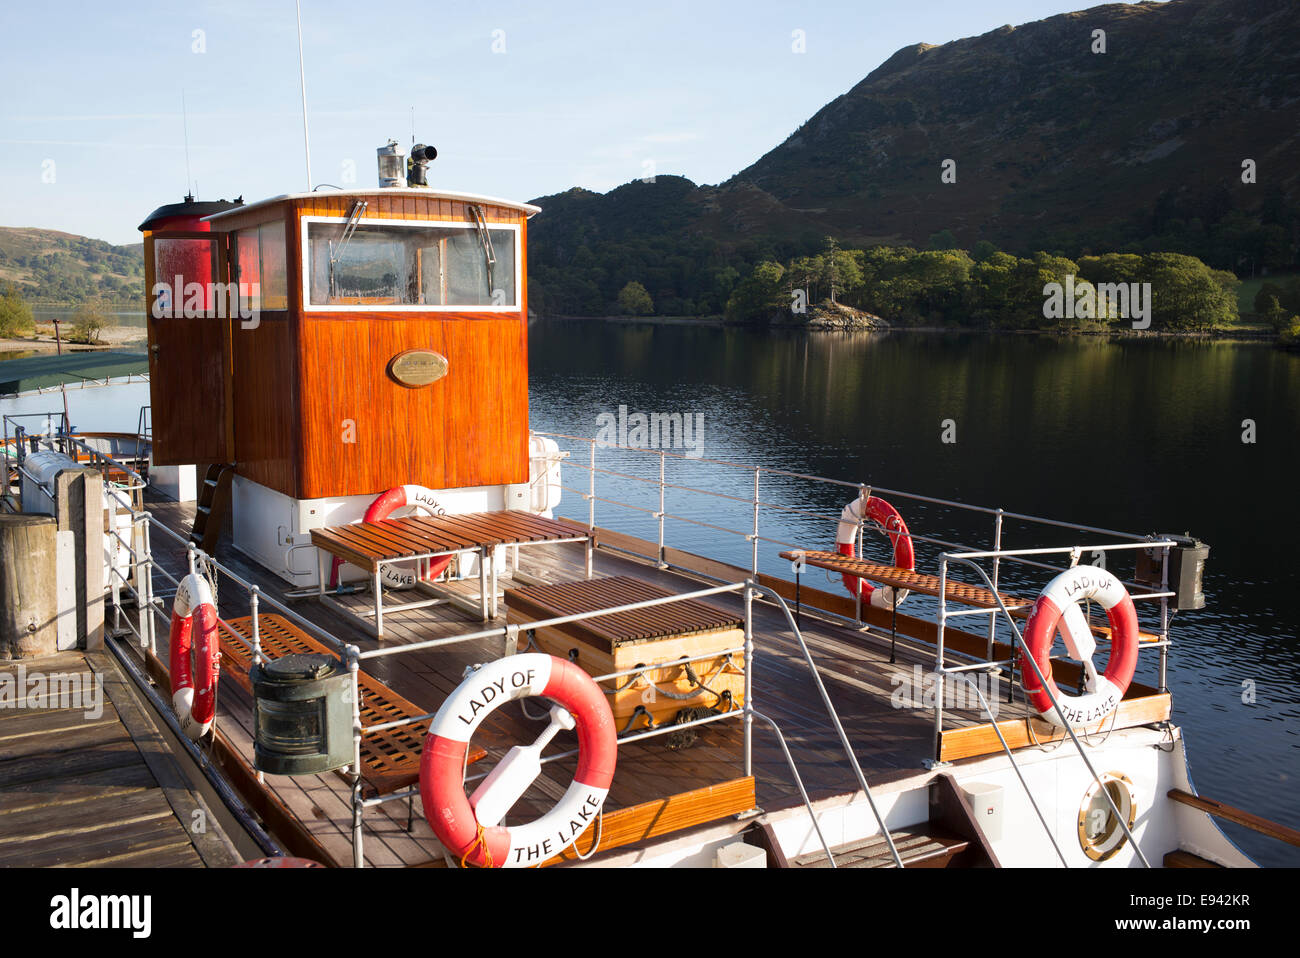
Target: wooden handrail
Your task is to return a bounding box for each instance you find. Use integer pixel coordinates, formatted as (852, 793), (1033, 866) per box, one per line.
(1167, 788), (1300, 848)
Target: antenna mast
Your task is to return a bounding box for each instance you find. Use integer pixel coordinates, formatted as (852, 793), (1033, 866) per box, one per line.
(181, 89), (193, 197)
(295, 0), (313, 190)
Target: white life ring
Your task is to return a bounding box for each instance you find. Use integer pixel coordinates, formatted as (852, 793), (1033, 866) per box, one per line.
(169, 573), (220, 740)
(1020, 565), (1139, 729)
(419, 654), (617, 868)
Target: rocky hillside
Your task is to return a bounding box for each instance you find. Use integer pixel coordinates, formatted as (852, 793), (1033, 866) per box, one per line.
(715, 0), (1298, 258)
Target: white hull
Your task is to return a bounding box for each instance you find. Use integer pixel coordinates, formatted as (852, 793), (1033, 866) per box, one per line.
(582, 725), (1255, 868)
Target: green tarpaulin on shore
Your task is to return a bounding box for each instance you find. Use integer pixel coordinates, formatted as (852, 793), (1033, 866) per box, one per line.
(0, 350), (148, 395)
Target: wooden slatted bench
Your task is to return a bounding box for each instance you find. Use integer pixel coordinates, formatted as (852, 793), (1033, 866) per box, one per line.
(505, 576), (746, 730)
(781, 549), (1032, 612)
(311, 510), (595, 635)
(219, 614), (485, 798)
(780, 549), (1160, 643)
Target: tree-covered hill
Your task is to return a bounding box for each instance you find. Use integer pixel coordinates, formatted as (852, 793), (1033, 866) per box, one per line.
(0, 227), (143, 304)
(528, 0), (1300, 318)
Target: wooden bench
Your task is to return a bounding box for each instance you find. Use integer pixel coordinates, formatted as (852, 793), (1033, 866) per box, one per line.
(311, 510), (595, 635)
(781, 549), (1032, 611)
(219, 614), (484, 798)
(781, 549), (1160, 643)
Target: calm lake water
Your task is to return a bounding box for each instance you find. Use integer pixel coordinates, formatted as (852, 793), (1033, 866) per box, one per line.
(30, 307), (144, 329)
(529, 321), (1300, 865)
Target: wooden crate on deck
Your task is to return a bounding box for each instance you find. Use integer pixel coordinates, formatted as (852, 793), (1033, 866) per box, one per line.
(503, 577), (745, 728)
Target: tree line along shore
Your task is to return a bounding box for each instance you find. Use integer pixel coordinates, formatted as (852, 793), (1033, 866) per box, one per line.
(4, 241), (1298, 348)
(586, 241), (1298, 346)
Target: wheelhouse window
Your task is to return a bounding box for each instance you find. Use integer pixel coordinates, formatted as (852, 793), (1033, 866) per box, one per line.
(233, 220), (289, 312)
(304, 218), (517, 309)
(152, 237), (218, 317)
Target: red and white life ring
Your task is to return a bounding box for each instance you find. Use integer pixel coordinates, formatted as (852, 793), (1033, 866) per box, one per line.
(169, 573), (220, 740)
(1020, 565), (1139, 729)
(328, 484), (453, 591)
(419, 654), (617, 868)
(835, 496), (916, 609)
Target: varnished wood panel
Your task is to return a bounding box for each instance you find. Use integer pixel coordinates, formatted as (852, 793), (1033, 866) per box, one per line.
(295, 312), (529, 498)
(143, 231), (233, 466)
(231, 314), (298, 496)
(1167, 788), (1300, 848)
(936, 692), (1172, 762)
(201, 205), (289, 236)
(219, 196), (532, 500)
(220, 206), (299, 496)
(543, 776), (757, 866)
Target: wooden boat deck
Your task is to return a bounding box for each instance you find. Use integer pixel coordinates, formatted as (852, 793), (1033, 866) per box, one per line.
(130, 495), (1051, 867)
(0, 650), (243, 868)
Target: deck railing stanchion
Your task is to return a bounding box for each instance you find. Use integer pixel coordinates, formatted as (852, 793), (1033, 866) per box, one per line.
(143, 518), (156, 654)
(1158, 544), (1170, 694)
(657, 450), (667, 569)
(855, 483), (868, 628)
(988, 509), (1003, 661)
(131, 514), (147, 648)
(743, 581), (755, 778)
(588, 440), (596, 532)
(250, 586), (263, 666)
(933, 555), (949, 763)
(750, 467), (760, 578)
(347, 643), (364, 868)
(250, 583), (266, 784)
(107, 491), (122, 636)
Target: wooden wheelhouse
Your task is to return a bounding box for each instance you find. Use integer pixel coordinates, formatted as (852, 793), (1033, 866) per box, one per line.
(141, 188), (537, 499)
(140, 181), (541, 583)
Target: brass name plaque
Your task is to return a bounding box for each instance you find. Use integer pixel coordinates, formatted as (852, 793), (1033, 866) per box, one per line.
(388, 349), (449, 388)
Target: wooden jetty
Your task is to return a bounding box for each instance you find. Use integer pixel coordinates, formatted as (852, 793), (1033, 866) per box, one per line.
(0, 650), (246, 868)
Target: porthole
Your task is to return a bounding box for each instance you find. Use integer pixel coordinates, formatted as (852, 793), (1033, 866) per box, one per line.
(1077, 772), (1138, 861)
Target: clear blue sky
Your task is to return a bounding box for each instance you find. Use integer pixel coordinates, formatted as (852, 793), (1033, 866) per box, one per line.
(1, 0), (1109, 245)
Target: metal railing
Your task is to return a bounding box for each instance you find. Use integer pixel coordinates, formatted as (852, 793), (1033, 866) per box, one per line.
(537, 429), (1176, 696)
(534, 430), (1181, 867)
(73, 465), (855, 868)
(3, 411), (151, 512)
(933, 549), (1163, 867)
(539, 429), (1172, 586)
(0, 372), (149, 395)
